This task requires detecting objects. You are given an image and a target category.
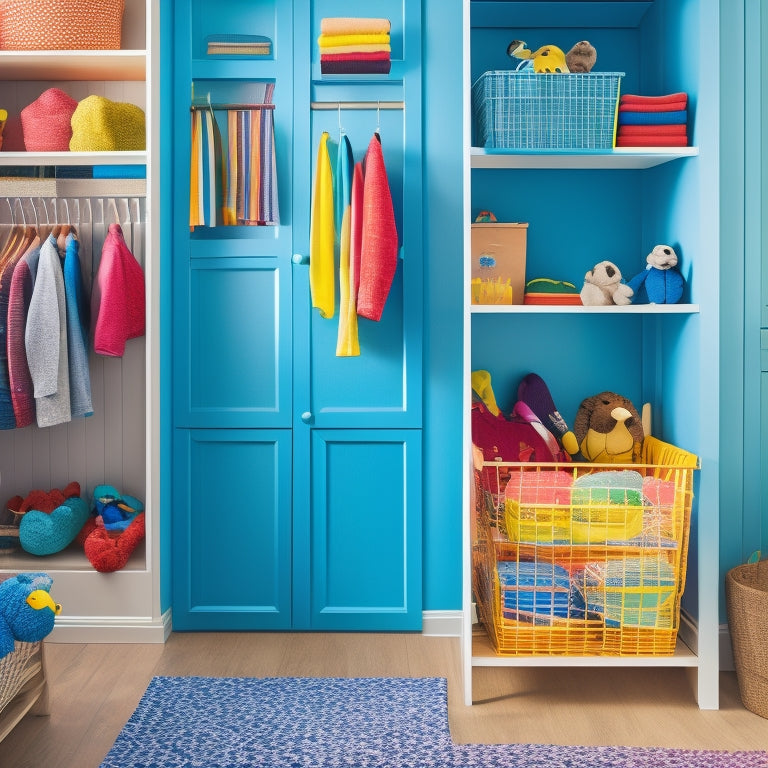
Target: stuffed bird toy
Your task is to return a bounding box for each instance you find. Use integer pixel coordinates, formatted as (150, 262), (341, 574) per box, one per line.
(565, 41), (597, 73)
(507, 40), (570, 73)
(0, 573), (61, 658)
(573, 392), (644, 464)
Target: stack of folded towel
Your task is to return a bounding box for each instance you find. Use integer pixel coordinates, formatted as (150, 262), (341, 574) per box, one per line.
(318, 17), (392, 75)
(616, 92), (688, 147)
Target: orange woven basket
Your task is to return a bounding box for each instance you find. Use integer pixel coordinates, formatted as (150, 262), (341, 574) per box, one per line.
(0, 0), (125, 50)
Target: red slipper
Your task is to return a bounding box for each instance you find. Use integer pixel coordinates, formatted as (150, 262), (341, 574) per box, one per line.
(84, 512), (145, 573)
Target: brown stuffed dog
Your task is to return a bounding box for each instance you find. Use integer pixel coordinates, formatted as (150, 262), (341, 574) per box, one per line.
(573, 391), (644, 463)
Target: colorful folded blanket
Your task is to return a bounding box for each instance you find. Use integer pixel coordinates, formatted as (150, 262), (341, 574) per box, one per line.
(616, 136), (688, 147)
(318, 32), (391, 48)
(320, 51), (391, 62)
(621, 92), (688, 106)
(319, 42), (391, 54)
(618, 124), (687, 135)
(320, 17), (391, 36)
(618, 110), (687, 125)
(321, 60), (391, 75)
(619, 101), (687, 113)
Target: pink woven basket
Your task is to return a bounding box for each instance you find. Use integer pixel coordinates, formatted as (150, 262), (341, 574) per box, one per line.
(0, 0), (125, 51)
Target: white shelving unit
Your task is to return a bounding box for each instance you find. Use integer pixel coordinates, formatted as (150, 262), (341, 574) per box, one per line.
(0, 0), (165, 643)
(461, 0), (720, 709)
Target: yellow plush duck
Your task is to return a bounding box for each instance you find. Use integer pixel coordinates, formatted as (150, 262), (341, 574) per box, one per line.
(572, 392), (644, 463)
(507, 40), (570, 73)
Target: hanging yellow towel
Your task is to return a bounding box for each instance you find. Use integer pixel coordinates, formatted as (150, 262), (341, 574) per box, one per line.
(310, 131), (336, 319)
(336, 134), (359, 356)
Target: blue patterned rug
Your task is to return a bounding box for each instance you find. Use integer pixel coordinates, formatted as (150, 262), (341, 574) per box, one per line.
(100, 677), (768, 768)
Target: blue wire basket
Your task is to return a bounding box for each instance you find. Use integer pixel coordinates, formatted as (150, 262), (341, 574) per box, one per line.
(472, 70), (624, 150)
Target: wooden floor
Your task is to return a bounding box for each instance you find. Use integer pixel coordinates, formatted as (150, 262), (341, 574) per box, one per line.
(1, 632), (768, 767)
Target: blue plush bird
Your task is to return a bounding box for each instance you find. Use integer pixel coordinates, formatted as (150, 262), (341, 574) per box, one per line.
(627, 244), (685, 304)
(0, 573), (61, 658)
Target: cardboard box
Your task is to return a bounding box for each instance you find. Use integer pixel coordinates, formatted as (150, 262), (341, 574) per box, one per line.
(471, 223), (528, 305)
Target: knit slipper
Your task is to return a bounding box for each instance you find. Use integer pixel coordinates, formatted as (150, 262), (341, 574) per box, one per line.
(19, 496), (90, 556)
(84, 512), (145, 573)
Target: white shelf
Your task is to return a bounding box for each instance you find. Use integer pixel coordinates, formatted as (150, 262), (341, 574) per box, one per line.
(471, 147), (699, 170)
(471, 631), (698, 668)
(0, 152), (147, 166)
(471, 304), (700, 314)
(0, 50), (146, 81)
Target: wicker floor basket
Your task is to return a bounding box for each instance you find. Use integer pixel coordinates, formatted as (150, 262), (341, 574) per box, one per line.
(726, 561), (768, 718)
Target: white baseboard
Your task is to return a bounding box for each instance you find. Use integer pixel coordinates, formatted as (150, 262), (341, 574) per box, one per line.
(421, 610), (462, 637)
(47, 608), (172, 643)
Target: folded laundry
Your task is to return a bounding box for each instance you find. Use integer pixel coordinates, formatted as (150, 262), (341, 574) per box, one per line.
(616, 136), (688, 147)
(618, 124), (687, 135)
(321, 51), (391, 62)
(319, 42), (391, 54)
(620, 92), (687, 106)
(618, 110), (687, 125)
(619, 101), (687, 113)
(321, 59), (392, 75)
(320, 17), (391, 36)
(317, 32), (391, 48)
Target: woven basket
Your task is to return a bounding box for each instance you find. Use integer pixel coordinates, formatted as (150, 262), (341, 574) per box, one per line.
(0, 0), (125, 51)
(726, 561), (768, 718)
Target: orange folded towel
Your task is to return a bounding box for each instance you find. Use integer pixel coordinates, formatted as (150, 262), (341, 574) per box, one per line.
(320, 17), (391, 35)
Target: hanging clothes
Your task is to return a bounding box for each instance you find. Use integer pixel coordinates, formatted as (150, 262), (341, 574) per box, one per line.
(26, 234), (71, 429)
(0, 226), (37, 429)
(189, 107), (225, 228)
(7, 235), (40, 428)
(357, 133), (399, 321)
(63, 231), (93, 418)
(93, 223), (146, 357)
(335, 134), (360, 357)
(310, 131), (336, 319)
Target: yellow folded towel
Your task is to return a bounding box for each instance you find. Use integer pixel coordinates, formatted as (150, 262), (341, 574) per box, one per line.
(319, 43), (391, 54)
(317, 32), (390, 48)
(320, 17), (391, 35)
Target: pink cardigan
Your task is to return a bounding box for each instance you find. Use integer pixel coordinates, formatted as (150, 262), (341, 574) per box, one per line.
(93, 224), (145, 357)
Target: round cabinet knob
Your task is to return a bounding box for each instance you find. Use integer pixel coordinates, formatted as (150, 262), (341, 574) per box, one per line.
(301, 411), (312, 423)
(292, 253), (310, 265)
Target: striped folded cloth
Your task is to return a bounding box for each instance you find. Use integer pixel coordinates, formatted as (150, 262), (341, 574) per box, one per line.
(320, 17), (391, 35)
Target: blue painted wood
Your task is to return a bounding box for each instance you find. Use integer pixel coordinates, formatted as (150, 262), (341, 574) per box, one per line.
(305, 430), (423, 630)
(170, 0), (423, 630)
(172, 429), (293, 630)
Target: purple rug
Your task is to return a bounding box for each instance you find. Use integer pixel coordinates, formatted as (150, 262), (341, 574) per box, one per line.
(100, 676), (768, 768)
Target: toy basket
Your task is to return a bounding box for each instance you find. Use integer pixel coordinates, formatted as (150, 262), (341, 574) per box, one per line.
(0, 0), (125, 51)
(472, 435), (698, 656)
(472, 70), (623, 150)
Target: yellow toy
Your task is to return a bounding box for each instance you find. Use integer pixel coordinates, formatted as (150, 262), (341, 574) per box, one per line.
(507, 40), (569, 73)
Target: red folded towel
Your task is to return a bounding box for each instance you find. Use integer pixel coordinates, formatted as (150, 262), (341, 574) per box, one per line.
(619, 101), (687, 113)
(616, 136), (688, 147)
(621, 92), (688, 106)
(618, 124), (687, 135)
(320, 51), (391, 62)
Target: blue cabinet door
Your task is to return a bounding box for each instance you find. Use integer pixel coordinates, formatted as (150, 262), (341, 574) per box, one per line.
(293, 429), (423, 630)
(172, 429), (293, 630)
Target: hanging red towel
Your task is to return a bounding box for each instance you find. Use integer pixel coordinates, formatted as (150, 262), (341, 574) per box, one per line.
(357, 133), (398, 321)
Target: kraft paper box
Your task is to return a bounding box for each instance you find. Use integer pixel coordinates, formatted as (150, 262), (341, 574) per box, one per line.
(471, 223), (528, 305)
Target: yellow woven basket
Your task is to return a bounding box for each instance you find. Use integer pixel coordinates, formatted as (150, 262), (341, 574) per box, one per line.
(0, 0), (125, 50)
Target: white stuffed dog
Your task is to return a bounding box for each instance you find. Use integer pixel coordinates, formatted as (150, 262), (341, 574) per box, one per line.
(580, 261), (634, 306)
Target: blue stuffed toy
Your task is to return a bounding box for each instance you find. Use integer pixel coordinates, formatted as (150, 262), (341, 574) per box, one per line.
(0, 573), (61, 658)
(627, 244), (685, 304)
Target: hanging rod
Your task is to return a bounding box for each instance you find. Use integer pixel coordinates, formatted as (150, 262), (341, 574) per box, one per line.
(310, 101), (404, 110)
(190, 103), (275, 111)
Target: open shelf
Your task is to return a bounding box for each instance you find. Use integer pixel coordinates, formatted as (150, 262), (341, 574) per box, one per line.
(0, 51), (146, 81)
(471, 147), (699, 170)
(0, 151), (147, 166)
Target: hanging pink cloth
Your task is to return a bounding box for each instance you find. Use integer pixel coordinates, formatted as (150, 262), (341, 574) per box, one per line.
(357, 133), (398, 321)
(93, 224), (146, 357)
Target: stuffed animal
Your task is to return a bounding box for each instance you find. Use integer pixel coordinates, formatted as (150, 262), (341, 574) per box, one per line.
(565, 41), (597, 72)
(507, 40), (569, 73)
(0, 573), (61, 658)
(573, 392), (644, 463)
(627, 244), (685, 304)
(580, 261), (634, 306)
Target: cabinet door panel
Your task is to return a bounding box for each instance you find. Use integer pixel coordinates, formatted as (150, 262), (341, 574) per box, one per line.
(172, 429), (292, 630)
(299, 429), (422, 630)
(178, 257), (292, 427)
